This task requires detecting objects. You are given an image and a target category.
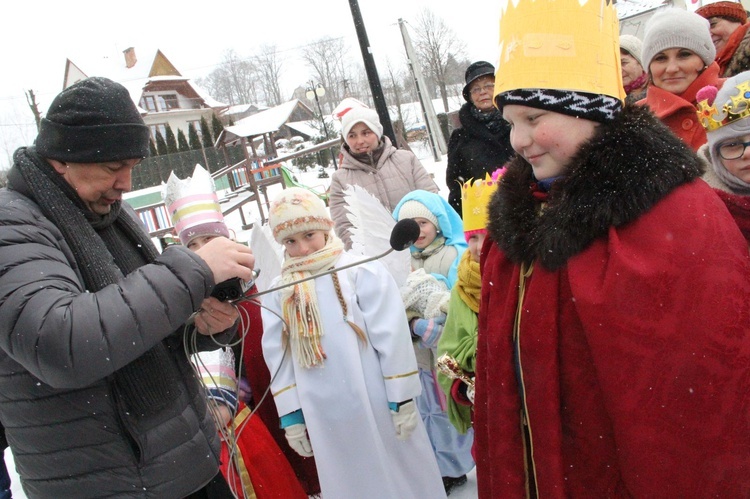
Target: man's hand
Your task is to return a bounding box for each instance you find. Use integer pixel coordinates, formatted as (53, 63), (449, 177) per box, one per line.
(194, 237), (255, 284)
(195, 297), (238, 336)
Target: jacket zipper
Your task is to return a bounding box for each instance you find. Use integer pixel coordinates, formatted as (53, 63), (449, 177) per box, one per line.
(108, 379), (144, 466)
(514, 261), (539, 498)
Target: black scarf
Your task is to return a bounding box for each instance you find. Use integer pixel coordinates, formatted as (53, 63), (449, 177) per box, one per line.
(8, 147), (181, 416)
(470, 105), (506, 134)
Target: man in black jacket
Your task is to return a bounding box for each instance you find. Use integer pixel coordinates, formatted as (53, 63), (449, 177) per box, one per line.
(0, 77), (254, 498)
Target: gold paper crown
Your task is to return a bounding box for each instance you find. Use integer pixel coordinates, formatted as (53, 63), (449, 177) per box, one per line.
(462, 174), (499, 233)
(697, 82), (750, 132)
(495, 0), (625, 101)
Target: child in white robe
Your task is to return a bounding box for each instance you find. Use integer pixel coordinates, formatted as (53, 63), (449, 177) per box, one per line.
(261, 187), (446, 499)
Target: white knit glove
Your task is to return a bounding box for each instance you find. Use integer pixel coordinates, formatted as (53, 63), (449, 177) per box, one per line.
(391, 400), (419, 441)
(285, 423), (314, 457)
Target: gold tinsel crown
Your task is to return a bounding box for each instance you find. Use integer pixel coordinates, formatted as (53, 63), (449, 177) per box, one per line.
(697, 81), (750, 132)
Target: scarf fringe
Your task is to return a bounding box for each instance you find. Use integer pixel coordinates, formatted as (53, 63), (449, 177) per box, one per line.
(280, 234), (344, 368)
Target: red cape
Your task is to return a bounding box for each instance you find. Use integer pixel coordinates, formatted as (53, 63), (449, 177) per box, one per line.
(476, 181), (750, 497)
(236, 294), (321, 495)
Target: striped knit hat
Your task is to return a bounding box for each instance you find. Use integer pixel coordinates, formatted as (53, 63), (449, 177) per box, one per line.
(163, 164), (230, 246)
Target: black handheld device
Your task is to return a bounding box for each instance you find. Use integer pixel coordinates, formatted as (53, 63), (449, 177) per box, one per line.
(210, 277), (254, 302)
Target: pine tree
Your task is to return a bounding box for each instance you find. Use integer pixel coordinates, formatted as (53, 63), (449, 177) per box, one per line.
(177, 129), (190, 152)
(200, 116), (213, 149)
(155, 131), (168, 156)
(188, 123), (202, 150)
(211, 114), (224, 142)
(149, 138), (158, 156)
(165, 124), (179, 154)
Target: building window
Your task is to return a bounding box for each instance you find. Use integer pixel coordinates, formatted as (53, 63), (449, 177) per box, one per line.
(159, 94), (179, 111)
(149, 123), (167, 141)
(188, 120), (203, 138)
(141, 95), (157, 112)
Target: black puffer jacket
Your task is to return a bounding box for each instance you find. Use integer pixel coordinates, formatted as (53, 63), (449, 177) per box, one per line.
(0, 182), (225, 498)
(446, 102), (514, 215)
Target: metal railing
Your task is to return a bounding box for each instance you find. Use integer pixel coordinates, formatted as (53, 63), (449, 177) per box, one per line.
(133, 138), (339, 240)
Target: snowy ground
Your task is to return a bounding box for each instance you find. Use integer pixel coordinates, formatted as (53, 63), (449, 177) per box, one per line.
(5, 139), (480, 498)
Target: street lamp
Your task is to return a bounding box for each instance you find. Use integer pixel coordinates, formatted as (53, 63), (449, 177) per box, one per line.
(305, 81), (337, 170)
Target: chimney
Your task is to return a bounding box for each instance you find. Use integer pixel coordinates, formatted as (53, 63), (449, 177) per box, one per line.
(123, 47), (137, 69)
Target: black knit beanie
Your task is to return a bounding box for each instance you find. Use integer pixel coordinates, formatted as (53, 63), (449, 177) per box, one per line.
(36, 77), (150, 163)
(495, 88), (623, 123)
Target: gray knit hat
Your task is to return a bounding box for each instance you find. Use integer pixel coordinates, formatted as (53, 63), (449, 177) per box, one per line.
(619, 34), (644, 67)
(642, 8), (716, 70)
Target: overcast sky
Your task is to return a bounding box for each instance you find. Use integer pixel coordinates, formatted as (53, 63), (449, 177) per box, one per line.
(0, 1), (501, 166)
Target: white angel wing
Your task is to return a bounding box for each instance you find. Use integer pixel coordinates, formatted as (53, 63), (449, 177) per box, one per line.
(343, 184), (411, 287)
(249, 218), (284, 292)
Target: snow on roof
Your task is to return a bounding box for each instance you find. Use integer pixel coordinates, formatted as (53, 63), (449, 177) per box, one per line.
(616, 0), (666, 20)
(224, 99), (302, 138)
(188, 80), (226, 108)
(222, 104), (254, 116)
(285, 120), (321, 138)
(63, 48), (225, 112)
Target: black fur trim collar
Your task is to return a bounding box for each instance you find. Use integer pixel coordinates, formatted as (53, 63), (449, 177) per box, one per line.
(486, 105), (704, 270)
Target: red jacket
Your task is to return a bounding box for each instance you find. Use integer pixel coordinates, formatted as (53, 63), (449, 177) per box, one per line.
(637, 63), (723, 151)
(475, 106), (750, 498)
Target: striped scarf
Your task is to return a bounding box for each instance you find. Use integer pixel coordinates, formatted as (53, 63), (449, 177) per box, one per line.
(280, 234), (344, 368)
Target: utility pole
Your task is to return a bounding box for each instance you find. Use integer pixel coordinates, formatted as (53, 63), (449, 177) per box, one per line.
(398, 18), (446, 161)
(348, 0), (397, 145)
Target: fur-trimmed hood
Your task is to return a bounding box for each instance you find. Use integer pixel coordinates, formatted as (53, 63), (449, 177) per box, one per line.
(487, 105), (704, 270)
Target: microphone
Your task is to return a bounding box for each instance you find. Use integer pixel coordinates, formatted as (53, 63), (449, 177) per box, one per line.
(245, 218), (420, 300)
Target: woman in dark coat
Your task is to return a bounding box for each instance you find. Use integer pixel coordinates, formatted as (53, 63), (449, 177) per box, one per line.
(446, 61), (514, 215)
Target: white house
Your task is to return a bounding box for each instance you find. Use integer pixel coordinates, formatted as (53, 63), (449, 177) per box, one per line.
(62, 48), (226, 143)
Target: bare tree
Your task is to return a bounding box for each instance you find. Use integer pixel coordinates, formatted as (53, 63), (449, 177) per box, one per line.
(0, 98), (37, 169)
(25, 90), (42, 132)
(300, 37), (349, 113)
(412, 9), (468, 113)
(197, 49), (259, 106)
(255, 44), (284, 106)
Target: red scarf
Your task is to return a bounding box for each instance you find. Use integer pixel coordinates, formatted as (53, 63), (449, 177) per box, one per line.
(716, 23), (750, 75)
(624, 72), (648, 94)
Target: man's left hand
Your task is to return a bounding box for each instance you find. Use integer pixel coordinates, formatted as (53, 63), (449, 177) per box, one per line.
(195, 297), (238, 336)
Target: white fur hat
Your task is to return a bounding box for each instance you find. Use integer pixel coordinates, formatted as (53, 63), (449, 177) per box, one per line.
(269, 187), (334, 244)
(340, 105), (384, 138)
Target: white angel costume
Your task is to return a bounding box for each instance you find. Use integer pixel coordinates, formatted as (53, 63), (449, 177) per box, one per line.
(261, 253), (446, 499)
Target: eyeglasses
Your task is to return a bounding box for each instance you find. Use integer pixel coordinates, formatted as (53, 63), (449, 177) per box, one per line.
(470, 83), (495, 96)
(717, 140), (750, 160)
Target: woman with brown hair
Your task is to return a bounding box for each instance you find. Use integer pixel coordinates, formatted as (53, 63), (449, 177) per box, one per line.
(638, 7), (723, 150)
